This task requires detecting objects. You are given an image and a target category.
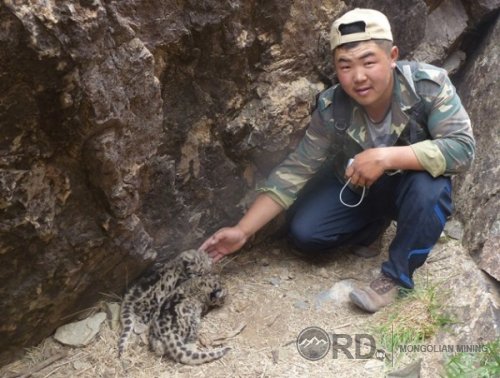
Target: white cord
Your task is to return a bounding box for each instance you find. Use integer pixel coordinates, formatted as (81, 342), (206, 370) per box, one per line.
(339, 177), (366, 208)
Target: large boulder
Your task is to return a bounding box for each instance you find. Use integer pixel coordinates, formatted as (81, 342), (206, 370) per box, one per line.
(454, 14), (500, 281)
(410, 0), (469, 65)
(0, 0), (162, 364)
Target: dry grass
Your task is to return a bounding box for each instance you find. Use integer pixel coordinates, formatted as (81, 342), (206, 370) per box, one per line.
(0, 233), (465, 378)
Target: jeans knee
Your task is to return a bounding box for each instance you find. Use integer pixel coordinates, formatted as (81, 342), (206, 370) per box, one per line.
(400, 172), (452, 205)
(288, 220), (317, 252)
(288, 215), (337, 252)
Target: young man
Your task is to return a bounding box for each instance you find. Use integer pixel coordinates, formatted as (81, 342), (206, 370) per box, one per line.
(200, 9), (475, 313)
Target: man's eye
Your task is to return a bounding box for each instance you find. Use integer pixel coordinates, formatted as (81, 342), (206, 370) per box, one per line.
(365, 61), (375, 67)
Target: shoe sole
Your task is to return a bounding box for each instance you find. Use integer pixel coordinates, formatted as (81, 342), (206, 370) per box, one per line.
(349, 290), (377, 313)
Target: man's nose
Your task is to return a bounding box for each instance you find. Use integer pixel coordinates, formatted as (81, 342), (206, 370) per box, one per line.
(353, 68), (367, 82)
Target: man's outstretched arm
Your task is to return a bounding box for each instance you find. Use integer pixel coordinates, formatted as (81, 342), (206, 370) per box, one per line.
(200, 194), (284, 262)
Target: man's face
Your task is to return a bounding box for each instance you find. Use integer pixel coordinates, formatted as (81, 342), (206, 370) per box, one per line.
(334, 41), (398, 114)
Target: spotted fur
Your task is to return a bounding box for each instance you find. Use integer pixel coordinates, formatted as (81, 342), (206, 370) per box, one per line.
(148, 273), (230, 365)
(118, 249), (212, 357)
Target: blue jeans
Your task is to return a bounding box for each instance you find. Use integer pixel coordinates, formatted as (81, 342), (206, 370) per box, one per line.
(287, 170), (453, 288)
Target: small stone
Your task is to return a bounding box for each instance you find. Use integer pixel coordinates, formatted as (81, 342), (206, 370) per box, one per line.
(438, 231), (448, 243)
(328, 280), (356, 304)
(269, 277), (281, 286)
(73, 360), (92, 371)
(387, 358), (422, 377)
(293, 300), (309, 310)
(443, 50), (466, 75)
(261, 257), (270, 266)
(271, 249), (280, 256)
(105, 302), (121, 330)
(444, 219), (464, 241)
(54, 312), (106, 347)
(314, 289), (332, 309)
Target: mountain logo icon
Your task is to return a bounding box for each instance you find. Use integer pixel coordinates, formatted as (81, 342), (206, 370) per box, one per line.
(296, 326), (331, 361)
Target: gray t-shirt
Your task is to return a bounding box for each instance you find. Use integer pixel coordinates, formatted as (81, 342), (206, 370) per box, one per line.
(365, 110), (393, 147)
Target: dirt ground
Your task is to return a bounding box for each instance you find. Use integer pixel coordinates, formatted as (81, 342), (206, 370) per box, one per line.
(1, 227), (458, 378)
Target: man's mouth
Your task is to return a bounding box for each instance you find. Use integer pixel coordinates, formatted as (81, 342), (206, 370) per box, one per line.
(355, 87), (372, 96)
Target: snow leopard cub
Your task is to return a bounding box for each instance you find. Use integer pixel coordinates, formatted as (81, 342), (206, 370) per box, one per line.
(118, 249), (212, 357)
(148, 273), (230, 365)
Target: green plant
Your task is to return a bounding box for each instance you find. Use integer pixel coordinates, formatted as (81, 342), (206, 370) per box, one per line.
(372, 282), (455, 362)
(444, 339), (500, 378)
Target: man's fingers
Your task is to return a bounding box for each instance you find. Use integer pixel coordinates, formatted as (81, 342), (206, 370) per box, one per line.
(212, 253), (224, 263)
(200, 233), (222, 251)
(207, 249), (219, 258)
(206, 250), (225, 263)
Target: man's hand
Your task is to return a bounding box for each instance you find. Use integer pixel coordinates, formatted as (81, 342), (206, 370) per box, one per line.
(199, 194), (284, 263)
(345, 146), (423, 187)
(199, 226), (248, 262)
(345, 148), (387, 187)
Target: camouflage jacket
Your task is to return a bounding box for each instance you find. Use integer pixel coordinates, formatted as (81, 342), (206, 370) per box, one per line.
(259, 61), (475, 209)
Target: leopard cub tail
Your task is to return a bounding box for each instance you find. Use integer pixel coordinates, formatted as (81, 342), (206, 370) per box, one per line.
(150, 338), (231, 365)
(117, 303), (135, 357)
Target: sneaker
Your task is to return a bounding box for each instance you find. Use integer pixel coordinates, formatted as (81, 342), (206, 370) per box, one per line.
(349, 273), (399, 313)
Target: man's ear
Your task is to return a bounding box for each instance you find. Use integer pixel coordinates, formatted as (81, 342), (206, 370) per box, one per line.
(390, 46), (399, 68)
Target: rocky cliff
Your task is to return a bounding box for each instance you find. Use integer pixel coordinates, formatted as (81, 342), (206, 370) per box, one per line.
(0, 0), (498, 365)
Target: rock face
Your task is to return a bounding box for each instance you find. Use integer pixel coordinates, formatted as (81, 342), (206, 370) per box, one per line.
(410, 0), (469, 64)
(0, 0), (161, 364)
(0, 0), (498, 366)
(454, 14), (500, 281)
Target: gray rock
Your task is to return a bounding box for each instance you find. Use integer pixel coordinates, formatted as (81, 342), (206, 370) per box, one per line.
(73, 360), (93, 371)
(54, 312), (107, 347)
(477, 232), (500, 281)
(410, 0), (469, 64)
(427, 242), (500, 347)
(105, 302), (121, 331)
(387, 358), (422, 378)
(463, 0), (500, 23)
(444, 219), (464, 241)
(314, 280), (356, 309)
(454, 14), (500, 282)
(293, 300), (310, 310)
(269, 277), (281, 287)
(442, 50), (467, 75)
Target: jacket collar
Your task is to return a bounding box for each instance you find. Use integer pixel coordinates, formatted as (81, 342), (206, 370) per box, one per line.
(347, 63), (421, 149)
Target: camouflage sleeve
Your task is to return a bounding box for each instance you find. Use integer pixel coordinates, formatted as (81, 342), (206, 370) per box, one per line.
(411, 73), (475, 177)
(256, 108), (331, 209)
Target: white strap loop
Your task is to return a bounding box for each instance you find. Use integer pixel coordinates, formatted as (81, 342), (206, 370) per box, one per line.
(339, 178), (366, 208)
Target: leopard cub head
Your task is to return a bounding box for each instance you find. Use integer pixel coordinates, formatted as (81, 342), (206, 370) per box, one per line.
(177, 249), (213, 277)
(199, 274), (227, 307)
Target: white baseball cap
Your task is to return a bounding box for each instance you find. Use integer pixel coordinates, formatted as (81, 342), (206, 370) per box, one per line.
(330, 8), (393, 51)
